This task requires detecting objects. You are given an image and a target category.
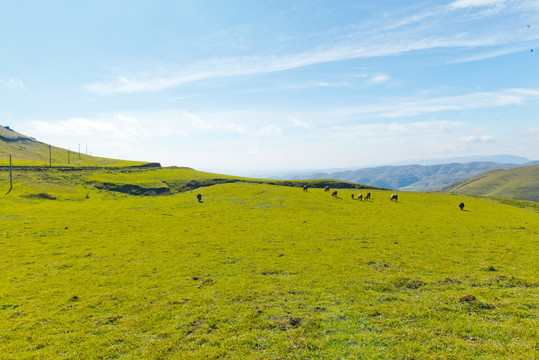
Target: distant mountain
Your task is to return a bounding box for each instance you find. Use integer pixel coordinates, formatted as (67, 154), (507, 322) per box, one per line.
(441, 164), (539, 202)
(264, 154), (532, 180)
(386, 154), (531, 166)
(275, 161), (537, 191)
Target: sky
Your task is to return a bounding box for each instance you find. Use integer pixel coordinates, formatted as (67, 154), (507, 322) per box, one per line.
(1, 0), (538, 175)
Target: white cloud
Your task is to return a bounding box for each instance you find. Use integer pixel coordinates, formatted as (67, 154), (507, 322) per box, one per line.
(7, 78), (25, 89)
(326, 120), (472, 139)
(524, 126), (539, 134)
(371, 74), (390, 83)
(32, 117), (120, 136)
(449, 0), (509, 8)
(459, 135), (497, 143)
(315, 82), (331, 87)
(341, 88), (539, 119)
(256, 125), (281, 137)
(288, 116), (312, 129)
(388, 122), (413, 134)
(1, 78), (25, 89)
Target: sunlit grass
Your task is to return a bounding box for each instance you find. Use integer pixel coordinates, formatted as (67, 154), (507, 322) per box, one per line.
(0, 172), (537, 359)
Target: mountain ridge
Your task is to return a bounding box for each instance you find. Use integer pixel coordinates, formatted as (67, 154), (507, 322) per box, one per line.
(271, 161), (539, 191)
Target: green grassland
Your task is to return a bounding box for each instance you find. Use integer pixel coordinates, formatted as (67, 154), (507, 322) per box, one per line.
(0, 126), (151, 167)
(442, 164), (539, 202)
(0, 167), (538, 359)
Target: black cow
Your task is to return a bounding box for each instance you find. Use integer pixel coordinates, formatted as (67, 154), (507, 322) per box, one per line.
(390, 194), (398, 202)
(196, 193), (202, 202)
(459, 202), (465, 210)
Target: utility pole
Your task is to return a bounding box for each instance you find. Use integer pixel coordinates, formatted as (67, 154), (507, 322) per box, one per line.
(7, 154), (12, 194)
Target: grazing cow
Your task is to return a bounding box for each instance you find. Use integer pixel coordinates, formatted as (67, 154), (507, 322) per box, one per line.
(459, 202), (465, 211)
(303, 185), (308, 192)
(365, 192), (371, 200)
(196, 193), (202, 202)
(324, 186), (330, 192)
(332, 190), (338, 197)
(351, 194), (355, 200)
(357, 194), (363, 201)
(390, 194), (398, 202)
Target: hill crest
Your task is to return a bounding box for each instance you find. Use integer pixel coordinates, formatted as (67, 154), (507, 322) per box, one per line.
(441, 164), (539, 202)
(0, 125), (158, 167)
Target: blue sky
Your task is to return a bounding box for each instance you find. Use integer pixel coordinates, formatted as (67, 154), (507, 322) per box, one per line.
(1, 0), (538, 174)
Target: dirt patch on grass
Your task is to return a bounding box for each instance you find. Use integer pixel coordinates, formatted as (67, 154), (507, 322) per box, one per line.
(90, 181), (171, 196)
(393, 277), (426, 290)
(21, 193), (57, 200)
(459, 294), (476, 302)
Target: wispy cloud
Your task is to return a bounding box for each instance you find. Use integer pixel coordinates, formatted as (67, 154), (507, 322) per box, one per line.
(524, 126), (539, 134)
(459, 135), (497, 143)
(83, 2), (539, 95)
(449, 0), (509, 9)
(337, 88), (539, 120)
(326, 120), (472, 138)
(26, 109), (290, 145)
(288, 116), (312, 130)
(85, 31), (527, 95)
(371, 74), (390, 83)
(1, 78), (25, 89)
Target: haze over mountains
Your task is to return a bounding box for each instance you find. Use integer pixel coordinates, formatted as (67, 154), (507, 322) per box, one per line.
(264, 156), (538, 191)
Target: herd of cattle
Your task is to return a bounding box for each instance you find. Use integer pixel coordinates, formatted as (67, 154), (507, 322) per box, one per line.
(197, 185), (465, 210)
(319, 185), (395, 202)
(305, 184), (465, 210)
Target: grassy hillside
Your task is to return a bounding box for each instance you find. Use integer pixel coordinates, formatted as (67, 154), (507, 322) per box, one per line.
(0, 167), (537, 359)
(442, 164), (539, 202)
(0, 166), (382, 198)
(0, 125), (154, 167)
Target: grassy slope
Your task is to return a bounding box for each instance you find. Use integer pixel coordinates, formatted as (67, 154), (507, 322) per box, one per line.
(443, 164), (539, 202)
(0, 126), (151, 167)
(0, 169), (538, 359)
(0, 166), (379, 200)
(86, 167), (384, 195)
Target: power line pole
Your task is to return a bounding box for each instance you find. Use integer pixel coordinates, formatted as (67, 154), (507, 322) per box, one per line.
(6, 154), (12, 194)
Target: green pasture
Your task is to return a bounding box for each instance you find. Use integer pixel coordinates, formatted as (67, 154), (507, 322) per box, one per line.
(0, 170), (537, 359)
